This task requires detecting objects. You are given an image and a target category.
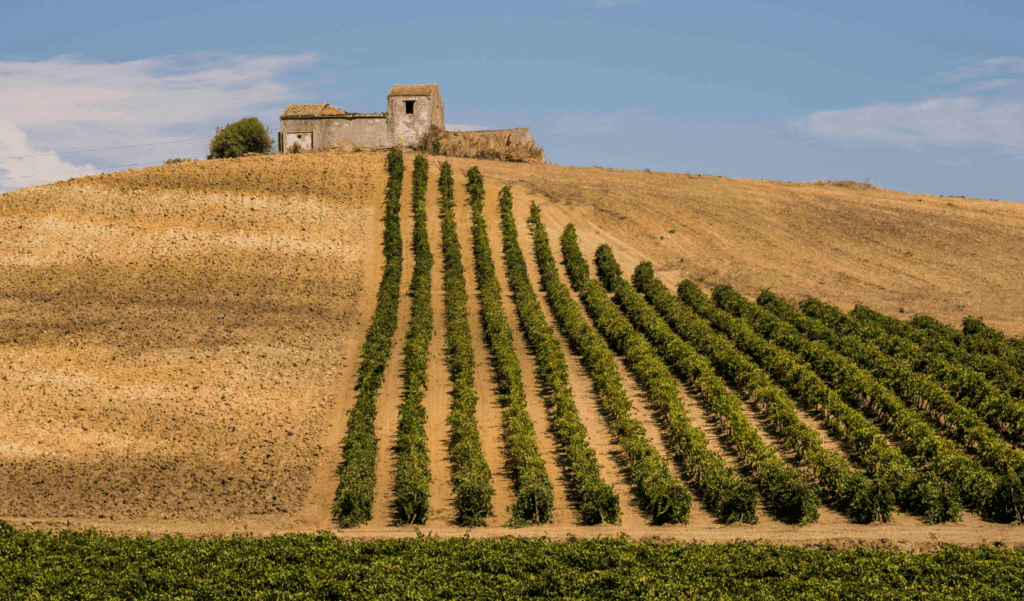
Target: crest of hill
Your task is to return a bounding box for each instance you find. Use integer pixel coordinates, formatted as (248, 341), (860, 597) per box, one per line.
(438, 156), (1024, 337)
(8, 152), (1023, 336)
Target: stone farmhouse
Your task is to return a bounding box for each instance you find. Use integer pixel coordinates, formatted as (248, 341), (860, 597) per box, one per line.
(279, 84), (445, 152)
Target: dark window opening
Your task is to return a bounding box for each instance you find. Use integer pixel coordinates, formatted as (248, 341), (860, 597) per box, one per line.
(405, 100), (415, 114)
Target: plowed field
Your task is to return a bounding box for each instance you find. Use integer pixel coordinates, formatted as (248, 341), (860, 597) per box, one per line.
(2, 151), (1023, 548)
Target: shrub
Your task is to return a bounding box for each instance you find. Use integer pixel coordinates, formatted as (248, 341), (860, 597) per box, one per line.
(207, 117), (275, 159)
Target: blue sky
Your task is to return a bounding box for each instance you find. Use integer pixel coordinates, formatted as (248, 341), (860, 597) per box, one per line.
(1, 1), (1022, 200)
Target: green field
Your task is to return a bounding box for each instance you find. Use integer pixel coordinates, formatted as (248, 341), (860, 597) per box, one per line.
(1, 522), (1021, 599)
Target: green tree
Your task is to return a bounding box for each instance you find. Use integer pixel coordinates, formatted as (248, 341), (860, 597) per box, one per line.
(207, 117), (274, 159)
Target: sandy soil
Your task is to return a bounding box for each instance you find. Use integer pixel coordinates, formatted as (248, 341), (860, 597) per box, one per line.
(0, 153), (381, 523)
(3, 151), (1024, 548)
(422, 163), (458, 526)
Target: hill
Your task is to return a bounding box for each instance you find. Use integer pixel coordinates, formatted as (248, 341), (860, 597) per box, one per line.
(1, 151), (1022, 545)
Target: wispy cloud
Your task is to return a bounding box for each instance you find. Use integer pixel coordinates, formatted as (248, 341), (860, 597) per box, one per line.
(799, 57), (1024, 156)
(941, 56), (1024, 84)
(0, 52), (317, 191)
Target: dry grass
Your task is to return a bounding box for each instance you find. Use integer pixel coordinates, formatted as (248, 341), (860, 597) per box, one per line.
(441, 157), (1024, 336)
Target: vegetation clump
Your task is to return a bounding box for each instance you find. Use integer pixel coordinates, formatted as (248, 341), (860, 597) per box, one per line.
(207, 117), (275, 159)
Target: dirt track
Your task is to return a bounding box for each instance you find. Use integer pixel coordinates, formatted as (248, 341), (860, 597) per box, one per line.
(3, 151), (1024, 547)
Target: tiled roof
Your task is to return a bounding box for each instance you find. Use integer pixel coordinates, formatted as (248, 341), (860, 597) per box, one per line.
(280, 103), (347, 118)
(387, 84), (439, 97)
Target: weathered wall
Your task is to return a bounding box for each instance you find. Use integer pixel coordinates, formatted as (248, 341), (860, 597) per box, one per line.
(449, 128), (532, 145)
(280, 115), (390, 150)
(280, 89), (444, 150)
(386, 90), (444, 147)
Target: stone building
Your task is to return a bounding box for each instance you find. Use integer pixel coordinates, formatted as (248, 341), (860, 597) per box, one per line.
(279, 84), (444, 151)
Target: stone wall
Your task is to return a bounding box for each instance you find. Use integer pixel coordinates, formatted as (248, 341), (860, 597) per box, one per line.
(386, 90), (444, 147)
(449, 128), (533, 146)
(280, 114), (390, 151)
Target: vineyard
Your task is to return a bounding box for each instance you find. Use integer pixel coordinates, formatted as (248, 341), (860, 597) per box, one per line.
(301, 152), (1024, 544)
(3, 150), (1024, 556)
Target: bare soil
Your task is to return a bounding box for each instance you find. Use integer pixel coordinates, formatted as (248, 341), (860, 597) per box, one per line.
(0, 153), (382, 526)
(3, 151), (1024, 548)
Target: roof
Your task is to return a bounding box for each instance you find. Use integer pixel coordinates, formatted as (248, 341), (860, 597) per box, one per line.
(280, 103), (346, 118)
(387, 84), (439, 98)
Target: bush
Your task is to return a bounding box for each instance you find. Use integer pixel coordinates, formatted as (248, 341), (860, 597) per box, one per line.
(207, 117), (275, 159)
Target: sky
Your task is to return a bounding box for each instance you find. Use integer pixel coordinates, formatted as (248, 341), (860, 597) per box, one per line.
(1, 1), (1022, 200)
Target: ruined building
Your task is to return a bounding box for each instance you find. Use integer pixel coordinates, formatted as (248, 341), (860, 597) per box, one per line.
(279, 84), (445, 152)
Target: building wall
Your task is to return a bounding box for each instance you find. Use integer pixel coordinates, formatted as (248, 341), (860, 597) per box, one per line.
(280, 91), (443, 150)
(386, 91), (443, 147)
(280, 115), (390, 150)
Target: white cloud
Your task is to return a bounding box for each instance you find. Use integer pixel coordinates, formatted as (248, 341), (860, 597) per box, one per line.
(0, 120), (99, 188)
(0, 52), (317, 192)
(800, 57), (1024, 156)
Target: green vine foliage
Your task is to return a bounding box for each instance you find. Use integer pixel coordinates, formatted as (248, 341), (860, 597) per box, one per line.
(6, 530), (1024, 598)
(392, 155), (433, 524)
(962, 316), (1024, 373)
(499, 189), (620, 524)
(333, 148), (405, 527)
(631, 263), (887, 523)
(673, 279), (952, 522)
(911, 315), (1024, 402)
(529, 207), (691, 524)
(711, 285), (984, 523)
(467, 167), (554, 524)
(845, 306), (1024, 444)
(438, 162), (495, 526)
(783, 295), (1024, 522)
(560, 224), (762, 524)
(592, 249), (818, 525)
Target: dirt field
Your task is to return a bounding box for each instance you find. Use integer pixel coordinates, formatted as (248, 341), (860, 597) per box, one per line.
(2, 151), (1024, 547)
(0, 153), (383, 527)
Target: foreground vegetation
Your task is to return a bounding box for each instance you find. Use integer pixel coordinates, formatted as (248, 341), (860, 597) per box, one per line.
(1, 524), (1022, 599)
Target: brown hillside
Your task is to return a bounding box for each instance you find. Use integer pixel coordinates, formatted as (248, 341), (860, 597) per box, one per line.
(0, 153), (383, 526)
(452, 158), (1024, 337)
(1, 151), (1022, 545)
